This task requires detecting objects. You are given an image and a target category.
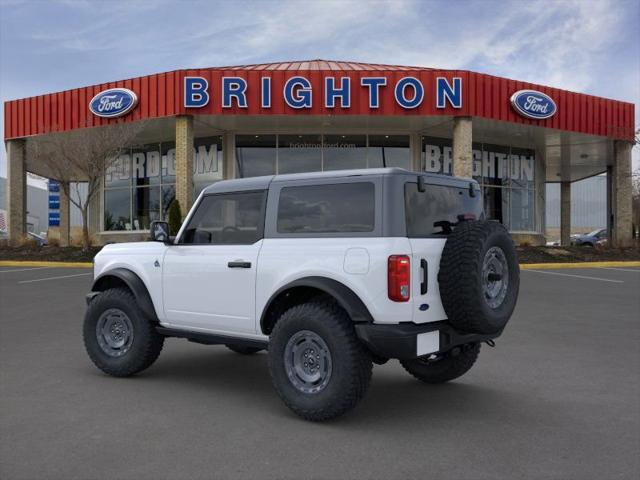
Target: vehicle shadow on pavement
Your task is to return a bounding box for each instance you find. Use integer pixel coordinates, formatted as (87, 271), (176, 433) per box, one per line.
(112, 346), (533, 427)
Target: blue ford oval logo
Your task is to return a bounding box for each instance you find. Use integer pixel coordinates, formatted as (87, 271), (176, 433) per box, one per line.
(510, 89), (556, 120)
(89, 88), (138, 118)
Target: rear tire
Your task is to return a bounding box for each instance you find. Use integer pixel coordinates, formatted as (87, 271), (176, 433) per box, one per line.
(400, 343), (481, 384)
(268, 301), (372, 421)
(225, 344), (263, 355)
(83, 288), (164, 377)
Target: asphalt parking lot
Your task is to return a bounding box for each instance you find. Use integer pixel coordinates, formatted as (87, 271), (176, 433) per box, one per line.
(1, 265), (639, 480)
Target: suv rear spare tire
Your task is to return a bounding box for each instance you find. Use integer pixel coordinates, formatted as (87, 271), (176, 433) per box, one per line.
(438, 220), (519, 334)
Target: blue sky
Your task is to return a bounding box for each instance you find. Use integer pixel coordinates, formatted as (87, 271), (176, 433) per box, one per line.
(1, 0), (638, 178)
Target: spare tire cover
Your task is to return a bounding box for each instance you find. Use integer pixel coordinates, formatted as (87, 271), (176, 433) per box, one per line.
(438, 220), (519, 334)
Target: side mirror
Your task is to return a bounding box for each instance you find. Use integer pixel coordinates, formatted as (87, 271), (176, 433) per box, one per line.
(150, 221), (171, 243)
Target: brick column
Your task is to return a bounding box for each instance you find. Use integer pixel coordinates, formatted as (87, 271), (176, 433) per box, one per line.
(59, 181), (70, 247)
(175, 115), (194, 218)
(222, 133), (236, 180)
(410, 133), (422, 172)
(452, 116), (473, 177)
(610, 141), (633, 247)
(560, 181), (571, 246)
(6, 139), (27, 245)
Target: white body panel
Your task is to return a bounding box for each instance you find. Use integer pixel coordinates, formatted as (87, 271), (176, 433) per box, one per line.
(255, 237), (447, 326)
(93, 236), (449, 340)
(93, 242), (167, 317)
(407, 238), (448, 323)
(161, 241), (262, 334)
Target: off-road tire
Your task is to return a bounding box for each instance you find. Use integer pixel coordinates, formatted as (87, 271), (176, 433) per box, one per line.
(400, 343), (481, 384)
(225, 344), (263, 355)
(83, 288), (164, 377)
(268, 301), (373, 421)
(438, 220), (519, 334)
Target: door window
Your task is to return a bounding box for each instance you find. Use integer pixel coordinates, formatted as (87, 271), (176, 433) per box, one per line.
(180, 191), (265, 245)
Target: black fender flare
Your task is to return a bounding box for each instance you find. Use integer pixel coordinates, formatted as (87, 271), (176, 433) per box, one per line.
(91, 268), (158, 321)
(259, 276), (373, 334)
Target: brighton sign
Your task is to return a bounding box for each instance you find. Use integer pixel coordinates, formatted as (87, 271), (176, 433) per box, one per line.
(183, 76), (464, 110)
(510, 89), (557, 120)
(89, 88), (138, 118)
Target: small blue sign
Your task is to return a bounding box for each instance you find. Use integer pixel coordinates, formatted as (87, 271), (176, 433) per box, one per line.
(48, 212), (60, 227)
(49, 199), (60, 210)
(89, 88), (138, 118)
(48, 181), (60, 193)
(510, 90), (557, 120)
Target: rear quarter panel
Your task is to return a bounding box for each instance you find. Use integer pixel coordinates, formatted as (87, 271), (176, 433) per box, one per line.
(256, 237), (418, 325)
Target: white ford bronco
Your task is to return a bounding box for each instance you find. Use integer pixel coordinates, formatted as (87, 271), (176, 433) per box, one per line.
(84, 168), (519, 421)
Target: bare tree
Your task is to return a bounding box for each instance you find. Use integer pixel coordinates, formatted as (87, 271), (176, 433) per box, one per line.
(27, 121), (143, 250)
(632, 128), (640, 239)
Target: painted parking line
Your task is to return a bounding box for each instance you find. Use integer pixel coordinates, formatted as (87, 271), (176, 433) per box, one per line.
(18, 272), (93, 284)
(524, 269), (624, 283)
(597, 267), (640, 273)
(0, 266), (53, 273)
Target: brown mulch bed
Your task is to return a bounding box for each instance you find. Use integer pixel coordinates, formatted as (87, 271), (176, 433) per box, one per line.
(0, 245), (102, 262)
(517, 245), (640, 264)
(1, 243), (639, 264)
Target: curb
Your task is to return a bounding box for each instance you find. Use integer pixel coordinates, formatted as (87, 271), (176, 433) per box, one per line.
(520, 261), (640, 269)
(0, 260), (93, 268)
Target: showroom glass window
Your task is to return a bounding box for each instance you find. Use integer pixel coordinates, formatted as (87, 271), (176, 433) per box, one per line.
(368, 135), (411, 170)
(236, 135), (277, 177)
(193, 136), (223, 198)
(278, 134), (323, 174)
(103, 137), (223, 232)
(235, 134), (410, 178)
(422, 136), (537, 232)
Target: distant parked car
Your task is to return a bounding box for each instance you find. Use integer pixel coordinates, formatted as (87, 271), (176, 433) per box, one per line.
(0, 230), (47, 245)
(571, 229), (607, 247)
(27, 231), (48, 246)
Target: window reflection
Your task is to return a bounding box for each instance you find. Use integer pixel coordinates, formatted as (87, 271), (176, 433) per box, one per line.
(323, 135), (367, 171)
(368, 135), (410, 169)
(278, 134), (323, 174)
(236, 135), (277, 177)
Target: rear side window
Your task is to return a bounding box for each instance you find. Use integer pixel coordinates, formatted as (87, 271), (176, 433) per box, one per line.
(405, 183), (482, 236)
(277, 183), (375, 233)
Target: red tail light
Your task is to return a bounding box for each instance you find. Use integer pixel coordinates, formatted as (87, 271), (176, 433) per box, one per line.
(388, 255), (410, 302)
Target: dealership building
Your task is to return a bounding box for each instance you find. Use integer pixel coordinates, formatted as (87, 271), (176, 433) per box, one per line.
(3, 60), (636, 246)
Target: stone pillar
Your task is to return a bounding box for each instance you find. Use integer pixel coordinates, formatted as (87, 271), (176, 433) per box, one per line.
(59, 182), (70, 247)
(6, 139), (27, 245)
(610, 141), (633, 247)
(222, 133), (236, 180)
(452, 116), (473, 177)
(560, 181), (571, 246)
(175, 115), (194, 218)
(410, 133), (422, 172)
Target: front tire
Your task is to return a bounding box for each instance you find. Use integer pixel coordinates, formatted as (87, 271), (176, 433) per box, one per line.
(268, 301), (372, 421)
(83, 288), (164, 377)
(400, 343), (480, 384)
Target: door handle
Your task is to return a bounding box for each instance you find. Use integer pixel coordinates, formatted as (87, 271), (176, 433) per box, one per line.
(420, 259), (428, 295)
(228, 261), (251, 268)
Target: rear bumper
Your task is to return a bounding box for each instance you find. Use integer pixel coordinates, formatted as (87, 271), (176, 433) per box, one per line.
(355, 321), (500, 360)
